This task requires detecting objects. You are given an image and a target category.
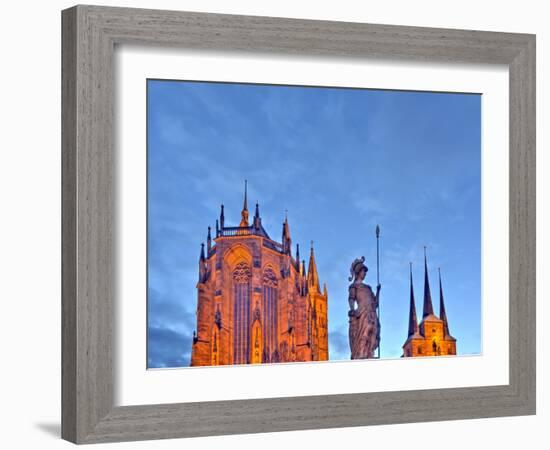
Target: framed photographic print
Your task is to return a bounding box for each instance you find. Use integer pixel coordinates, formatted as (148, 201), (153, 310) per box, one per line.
(61, 4), (536, 444)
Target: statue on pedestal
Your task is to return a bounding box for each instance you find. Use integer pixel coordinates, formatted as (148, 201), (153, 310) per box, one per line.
(348, 256), (380, 359)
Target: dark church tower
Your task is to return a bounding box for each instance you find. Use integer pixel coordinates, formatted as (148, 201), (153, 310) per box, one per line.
(402, 249), (457, 357)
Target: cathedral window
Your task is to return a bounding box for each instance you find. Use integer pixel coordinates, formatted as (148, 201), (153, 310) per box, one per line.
(251, 321), (262, 364)
(233, 262), (251, 364)
(262, 267), (278, 363)
(211, 328), (219, 366)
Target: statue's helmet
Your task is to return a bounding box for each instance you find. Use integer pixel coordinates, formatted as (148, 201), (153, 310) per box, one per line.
(349, 256), (368, 282)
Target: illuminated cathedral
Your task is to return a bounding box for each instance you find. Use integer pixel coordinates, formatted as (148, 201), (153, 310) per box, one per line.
(190, 182), (329, 366)
(402, 249), (457, 357)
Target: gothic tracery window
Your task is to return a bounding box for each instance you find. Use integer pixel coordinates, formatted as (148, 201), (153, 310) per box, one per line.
(251, 321), (262, 364)
(233, 262), (251, 364)
(262, 267), (278, 363)
(211, 327), (219, 366)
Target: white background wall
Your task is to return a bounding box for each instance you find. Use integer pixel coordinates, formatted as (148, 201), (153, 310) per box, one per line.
(0, 1), (546, 449)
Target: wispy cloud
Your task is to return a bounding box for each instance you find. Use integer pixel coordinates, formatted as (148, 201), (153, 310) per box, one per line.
(148, 325), (192, 368)
(329, 327), (349, 360)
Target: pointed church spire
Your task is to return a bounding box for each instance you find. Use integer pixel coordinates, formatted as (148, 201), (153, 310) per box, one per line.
(284, 211), (291, 238)
(408, 262), (420, 337)
(253, 201), (261, 230)
(282, 211), (291, 254)
(219, 204), (225, 230)
(207, 226), (212, 253)
(295, 243), (300, 269)
(301, 259), (307, 295)
(239, 180), (249, 227)
(243, 179), (248, 211)
(439, 268), (452, 337)
(307, 241), (320, 292)
(198, 243), (206, 282)
(422, 247), (435, 318)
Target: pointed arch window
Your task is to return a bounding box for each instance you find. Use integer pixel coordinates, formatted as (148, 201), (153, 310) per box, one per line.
(262, 267), (278, 363)
(211, 326), (220, 366)
(233, 262), (251, 364)
(251, 320), (262, 364)
(307, 302), (312, 346)
(311, 308), (319, 360)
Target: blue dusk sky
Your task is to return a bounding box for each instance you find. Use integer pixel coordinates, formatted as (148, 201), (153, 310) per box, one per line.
(147, 79), (481, 368)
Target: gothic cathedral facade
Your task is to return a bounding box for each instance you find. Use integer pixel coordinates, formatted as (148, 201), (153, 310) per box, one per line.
(190, 183), (329, 366)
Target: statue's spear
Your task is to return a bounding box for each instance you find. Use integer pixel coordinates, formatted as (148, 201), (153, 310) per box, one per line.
(376, 224), (381, 359)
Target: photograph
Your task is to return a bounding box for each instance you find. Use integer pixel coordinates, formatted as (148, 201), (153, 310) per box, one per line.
(146, 79), (481, 368)
(1, 1), (540, 447)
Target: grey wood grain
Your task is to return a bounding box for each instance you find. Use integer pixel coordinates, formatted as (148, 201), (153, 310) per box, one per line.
(61, 7), (77, 443)
(61, 4), (536, 444)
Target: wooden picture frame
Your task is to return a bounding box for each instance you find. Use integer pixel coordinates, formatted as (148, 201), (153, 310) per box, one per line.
(61, 4), (536, 444)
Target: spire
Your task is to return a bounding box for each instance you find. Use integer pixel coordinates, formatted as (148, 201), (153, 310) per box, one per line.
(422, 247), (435, 318)
(199, 243), (206, 282)
(219, 204), (225, 230)
(282, 211), (291, 254)
(207, 226), (212, 253)
(439, 268), (452, 338)
(253, 201), (261, 229)
(283, 212), (290, 238)
(239, 180), (249, 227)
(307, 241), (320, 292)
(243, 179), (248, 211)
(408, 263), (420, 337)
(300, 259), (306, 295)
(323, 283), (328, 298)
(215, 219), (220, 237)
(295, 243), (300, 269)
